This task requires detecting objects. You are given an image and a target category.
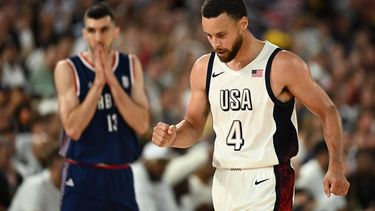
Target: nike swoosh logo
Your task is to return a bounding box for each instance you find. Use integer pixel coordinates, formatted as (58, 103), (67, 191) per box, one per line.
(254, 178), (269, 185)
(212, 71), (224, 78)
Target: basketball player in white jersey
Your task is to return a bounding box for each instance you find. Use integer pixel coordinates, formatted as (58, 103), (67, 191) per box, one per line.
(152, 0), (349, 210)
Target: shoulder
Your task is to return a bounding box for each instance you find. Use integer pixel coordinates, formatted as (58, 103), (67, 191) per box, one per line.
(54, 59), (76, 89)
(271, 50), (311, 85)
(189, 53), (212, 89)
(119, 52), (140, 62)
(55, 59), (74, 73)
(273, 50), (309, 73)
(54, 59), (75, 80)
(130, 53), (141, 64)
(195, 53), (212, 67)
(124, 53), (142, 69)
(191, 53), (212, 76)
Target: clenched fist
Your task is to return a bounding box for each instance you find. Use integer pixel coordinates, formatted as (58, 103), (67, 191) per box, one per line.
(152, 122), (177, 147)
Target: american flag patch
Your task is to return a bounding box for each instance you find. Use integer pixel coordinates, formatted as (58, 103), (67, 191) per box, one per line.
(251, 69), (263, 77)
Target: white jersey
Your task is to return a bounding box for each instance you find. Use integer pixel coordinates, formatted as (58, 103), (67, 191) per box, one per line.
(207, 41), (298, 169)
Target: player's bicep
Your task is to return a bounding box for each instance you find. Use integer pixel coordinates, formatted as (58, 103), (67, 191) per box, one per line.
(292, 78), (333, 116)
(54, 60), (80, 125)
(130, 55), (149, 110)
(184, 56), (210, 131)
(281, 53), (334, 117)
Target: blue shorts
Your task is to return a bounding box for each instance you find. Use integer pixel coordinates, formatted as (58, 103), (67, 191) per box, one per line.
(61, 161), (139, 211)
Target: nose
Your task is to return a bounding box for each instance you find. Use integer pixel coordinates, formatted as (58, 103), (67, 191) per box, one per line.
(95, 31), (103, 42)
(211, 37), (221, 48)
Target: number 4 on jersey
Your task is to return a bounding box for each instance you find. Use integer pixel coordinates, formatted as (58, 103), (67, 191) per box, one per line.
(226, 120), (244, 151)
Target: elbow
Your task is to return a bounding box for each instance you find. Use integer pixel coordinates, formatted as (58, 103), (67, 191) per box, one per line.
(139, 121), (150, 135)
(65, 127), (82, 141)
(326, 103), (339, 116)
(319, 103), (341, 124)
(137, 127), (148, 136)
(135, 115), (150, 135)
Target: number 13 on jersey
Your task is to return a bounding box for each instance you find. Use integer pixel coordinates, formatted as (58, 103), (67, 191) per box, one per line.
(107, 114), (118, 132)
(226, 120), (244, 151)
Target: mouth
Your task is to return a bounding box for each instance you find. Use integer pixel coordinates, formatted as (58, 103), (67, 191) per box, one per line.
(216, 48), (226, 55)
(216, 51), (225, 56)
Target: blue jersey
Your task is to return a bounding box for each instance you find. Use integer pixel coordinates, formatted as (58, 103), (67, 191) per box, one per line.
(60, 52), (140, 164)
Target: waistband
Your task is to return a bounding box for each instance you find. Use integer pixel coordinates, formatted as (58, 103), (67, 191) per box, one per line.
(224, 162), (292, 171)
(65, 159), (129, 170)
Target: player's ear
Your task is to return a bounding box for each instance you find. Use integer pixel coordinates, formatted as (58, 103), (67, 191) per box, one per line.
(239, 16), (248, 31)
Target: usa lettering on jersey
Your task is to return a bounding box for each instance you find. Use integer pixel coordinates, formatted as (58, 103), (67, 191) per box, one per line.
(220, 89), (253, 111)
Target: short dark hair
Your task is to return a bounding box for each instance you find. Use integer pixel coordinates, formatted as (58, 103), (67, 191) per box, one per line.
(201, 0), (247, 21)
(84, 2), (115, 22)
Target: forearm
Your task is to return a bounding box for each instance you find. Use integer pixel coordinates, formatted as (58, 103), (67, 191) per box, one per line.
(63, 83), (103, 140)
(321, 105), (345, 169)
(109, 83), (149, 135)
(170, 119), (202, 148)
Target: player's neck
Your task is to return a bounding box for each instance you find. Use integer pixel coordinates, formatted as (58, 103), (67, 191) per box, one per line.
(226, 33), (265, 70)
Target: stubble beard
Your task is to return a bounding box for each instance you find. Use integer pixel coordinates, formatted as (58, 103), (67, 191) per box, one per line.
(216, 34), (243, 63)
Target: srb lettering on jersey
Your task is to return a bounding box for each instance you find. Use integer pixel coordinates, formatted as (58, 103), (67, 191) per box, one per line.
(97, 93), (118, 132)
(220, 89), (253, 111)
(98, 93), (113, 110)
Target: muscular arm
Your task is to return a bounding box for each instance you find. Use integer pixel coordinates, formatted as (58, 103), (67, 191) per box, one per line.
(54, 60), (105, 140)
(152, 55), (211, 148)
(272, 51), (349, 196)
(105, 54), (150, 135)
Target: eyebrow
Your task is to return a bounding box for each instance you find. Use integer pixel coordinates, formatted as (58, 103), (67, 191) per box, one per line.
(205, 31), (226, 36)
(86, 25), (110, 32)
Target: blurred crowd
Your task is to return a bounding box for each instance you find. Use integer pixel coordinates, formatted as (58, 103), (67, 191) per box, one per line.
(0, 0), (374, 210)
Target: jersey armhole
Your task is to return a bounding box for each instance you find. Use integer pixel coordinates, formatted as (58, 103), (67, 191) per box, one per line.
(265, 48), (294, 106)
(66, 59), (80, 96)
(128, 54), (136, 86)
(205, 51), (215, 98)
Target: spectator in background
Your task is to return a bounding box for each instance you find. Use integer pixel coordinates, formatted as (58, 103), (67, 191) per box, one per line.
(29, 32), (74, 99)
(13, 111), (52, 177)
(293, 188), (315, 211)
(0, 40), (26, 89)
(0, 128), (22, 198)
(179, 145), (215, 211)
(9, 144), (63, 211)
(131, 143), (179, 211)
(0, 138), (12, 211)
(296, 141), (347, 211)
(29, 42), (57, 98)
(346, 148), (375, 210)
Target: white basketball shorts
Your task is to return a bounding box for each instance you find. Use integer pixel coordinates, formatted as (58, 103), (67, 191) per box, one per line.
(212, 163), (295, 211)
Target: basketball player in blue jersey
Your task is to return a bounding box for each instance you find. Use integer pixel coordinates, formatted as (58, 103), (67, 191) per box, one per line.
(54, 3), (149, 211)
(152, 0), (349, 210)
